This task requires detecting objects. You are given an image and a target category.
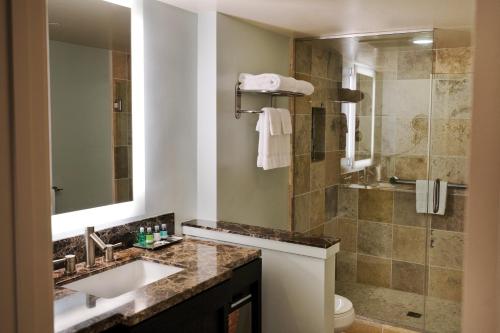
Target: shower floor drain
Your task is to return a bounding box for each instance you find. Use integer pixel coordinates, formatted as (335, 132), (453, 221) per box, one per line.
(407, 311), (422, 318)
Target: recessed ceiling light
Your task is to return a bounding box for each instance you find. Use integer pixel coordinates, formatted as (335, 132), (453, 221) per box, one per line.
(413, 38), (433, 45)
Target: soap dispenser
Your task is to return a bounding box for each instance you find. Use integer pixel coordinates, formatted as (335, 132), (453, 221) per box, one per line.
(145, 227), (154, 244)
(160, 223), (168, 240)
(153, 225), (161, 242)
(137, 227), (146, 245)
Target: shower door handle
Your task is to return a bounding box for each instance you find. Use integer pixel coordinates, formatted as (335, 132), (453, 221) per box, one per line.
(433, 179), (440, 214)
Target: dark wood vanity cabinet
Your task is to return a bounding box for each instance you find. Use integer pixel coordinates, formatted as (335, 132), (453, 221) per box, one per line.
(107, 258), (262, 333)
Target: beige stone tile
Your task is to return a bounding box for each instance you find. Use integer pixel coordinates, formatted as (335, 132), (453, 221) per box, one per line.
(429, 230), (464, 269)
(325, 185), (338, 220)
(357, 254), (391, 288)
(393, 156), (428, 180)
(113, 112), (129, 147)
(425, 296), (462, 333)
(358, 221), (392, 257)
(294, 73), (312, 115)
(114, 146), (129, 179)
(310, 160), (325, 191)
(308, 225), (324, 237)
(391, 260), (425, 295)
(294, 40), (311, 74)
(293, 154), (310, 195)
(380, 79), (430, 118)
(325, 114), (341, 152)
(338, 187), (358, 219)
(311, 76), (329, 106)
(431, 74), (472, 119)
(430, 119), (470, 156)
(294, 115), (311, 155)
(397, 49), (433, 79)
(428, 266), (463, 302)
(311, 44), (329, 78)
(434, 47), (472, 74)
(337, 218), (357, 252)
(336, 250), (357, 282)
(430, 156), (467, 184)
(325, 151), (341, 186)
(310, 189), (325, 228)
(431, 194), (466, 232)
(358, 189), (394, 223)
(392, 225), (426, 264)
(115, 178), (131, 203)
(112, 52), (129, 80)
(293, 194), (310, 232)
(346, 318), (382, 333)
(328, 49), (343, 82)
(395, 117), (429, 156)
(323, 219), (338, 236)
(393, 191), (428, 228)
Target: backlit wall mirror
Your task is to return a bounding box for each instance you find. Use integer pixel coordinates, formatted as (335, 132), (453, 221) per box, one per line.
(49, 0), (145, 239)
(341, 64), (376, 172)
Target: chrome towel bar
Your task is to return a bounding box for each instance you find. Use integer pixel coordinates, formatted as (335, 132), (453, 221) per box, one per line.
(234, 82), (304, 119)
(389, 176), (467, 190)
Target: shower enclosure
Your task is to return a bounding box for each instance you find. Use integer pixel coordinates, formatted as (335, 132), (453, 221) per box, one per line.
(292, 29), (471, 332)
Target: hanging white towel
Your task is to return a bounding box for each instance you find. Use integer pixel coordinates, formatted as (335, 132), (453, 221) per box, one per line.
(278, 108), (292, 135)
(256, 108), (291, 170)
(416, 180), (448, 215)
(239, 73), (314, 95)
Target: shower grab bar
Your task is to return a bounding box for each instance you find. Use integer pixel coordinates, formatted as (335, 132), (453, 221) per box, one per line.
(389, 176), (467, 190)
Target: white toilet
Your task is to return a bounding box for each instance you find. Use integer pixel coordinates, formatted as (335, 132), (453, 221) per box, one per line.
(334, 294), (355, 332)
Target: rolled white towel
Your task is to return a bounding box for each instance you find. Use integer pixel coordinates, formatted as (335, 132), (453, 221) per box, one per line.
(239, 73), (314, 95)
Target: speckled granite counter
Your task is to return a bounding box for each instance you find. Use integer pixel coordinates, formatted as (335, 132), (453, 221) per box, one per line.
(182, 219), (340, 249)
(53, 237), (260, 333)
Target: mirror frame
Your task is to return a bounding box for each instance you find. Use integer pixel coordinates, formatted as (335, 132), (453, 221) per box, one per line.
(51, 0), (145, 240)
(341, 64), (376, 173)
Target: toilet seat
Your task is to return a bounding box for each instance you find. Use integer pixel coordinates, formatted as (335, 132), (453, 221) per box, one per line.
(334, 294), (355, 333)
(335, 294), (353, 315)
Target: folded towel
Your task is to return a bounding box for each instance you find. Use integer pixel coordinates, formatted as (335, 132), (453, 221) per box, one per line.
(256, 108), (291, 170)
(416, 180), (448, 215)
(264, 107), (282, 136)
(239, 73), (314, 95)
(278, 108), (292, 135)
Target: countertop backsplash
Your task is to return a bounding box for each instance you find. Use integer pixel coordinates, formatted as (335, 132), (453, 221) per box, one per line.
(52, 213), (175, 263)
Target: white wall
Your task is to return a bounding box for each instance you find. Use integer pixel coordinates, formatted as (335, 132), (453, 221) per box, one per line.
(216, 14), (291, 230)
(197, 12), (218, 221)
(49, 41), (113, 214)
(143, 0), (198, 228)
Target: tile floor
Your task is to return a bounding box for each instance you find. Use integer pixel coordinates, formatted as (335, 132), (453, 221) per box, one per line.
(337, 281), (461, 333)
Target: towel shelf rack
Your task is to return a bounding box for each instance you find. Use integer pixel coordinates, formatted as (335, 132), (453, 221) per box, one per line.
(235, 82), (304, 119)
(389, 176), (467, 190)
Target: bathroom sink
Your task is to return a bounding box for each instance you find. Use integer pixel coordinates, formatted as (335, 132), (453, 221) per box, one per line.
(64, 260), (183, 298)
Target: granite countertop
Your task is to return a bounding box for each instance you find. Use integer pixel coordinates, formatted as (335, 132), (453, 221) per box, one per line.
(53, 237), (261, 333)
(182, 219), (340, 249)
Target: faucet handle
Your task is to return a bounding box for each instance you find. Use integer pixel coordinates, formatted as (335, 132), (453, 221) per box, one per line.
(53, 254), (76, 275)
(103, 242), (123, 262)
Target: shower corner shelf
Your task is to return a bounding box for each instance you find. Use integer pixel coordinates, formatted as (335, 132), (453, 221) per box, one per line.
(234, 82), (304, 119)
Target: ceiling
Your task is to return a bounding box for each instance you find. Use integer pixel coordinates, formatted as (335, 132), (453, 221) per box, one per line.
(159, 0), (475, 37)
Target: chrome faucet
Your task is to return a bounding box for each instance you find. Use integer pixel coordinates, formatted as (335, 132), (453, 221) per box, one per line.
(85, 226), (122, 267)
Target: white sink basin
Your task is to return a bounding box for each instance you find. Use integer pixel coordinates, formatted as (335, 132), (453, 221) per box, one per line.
(64, 260), (183, 298)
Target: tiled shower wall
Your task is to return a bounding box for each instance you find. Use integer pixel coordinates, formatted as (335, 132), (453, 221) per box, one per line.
(112, 51), (133, 202)
(293, 30), (471, 333)
(292, 40), (344, 235)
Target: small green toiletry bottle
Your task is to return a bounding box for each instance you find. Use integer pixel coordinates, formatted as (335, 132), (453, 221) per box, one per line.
(146, 227), (154, 244)
(138, 227), (146, 245)
(153, 225), (161, 242)
(160, 223), (168, 240)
